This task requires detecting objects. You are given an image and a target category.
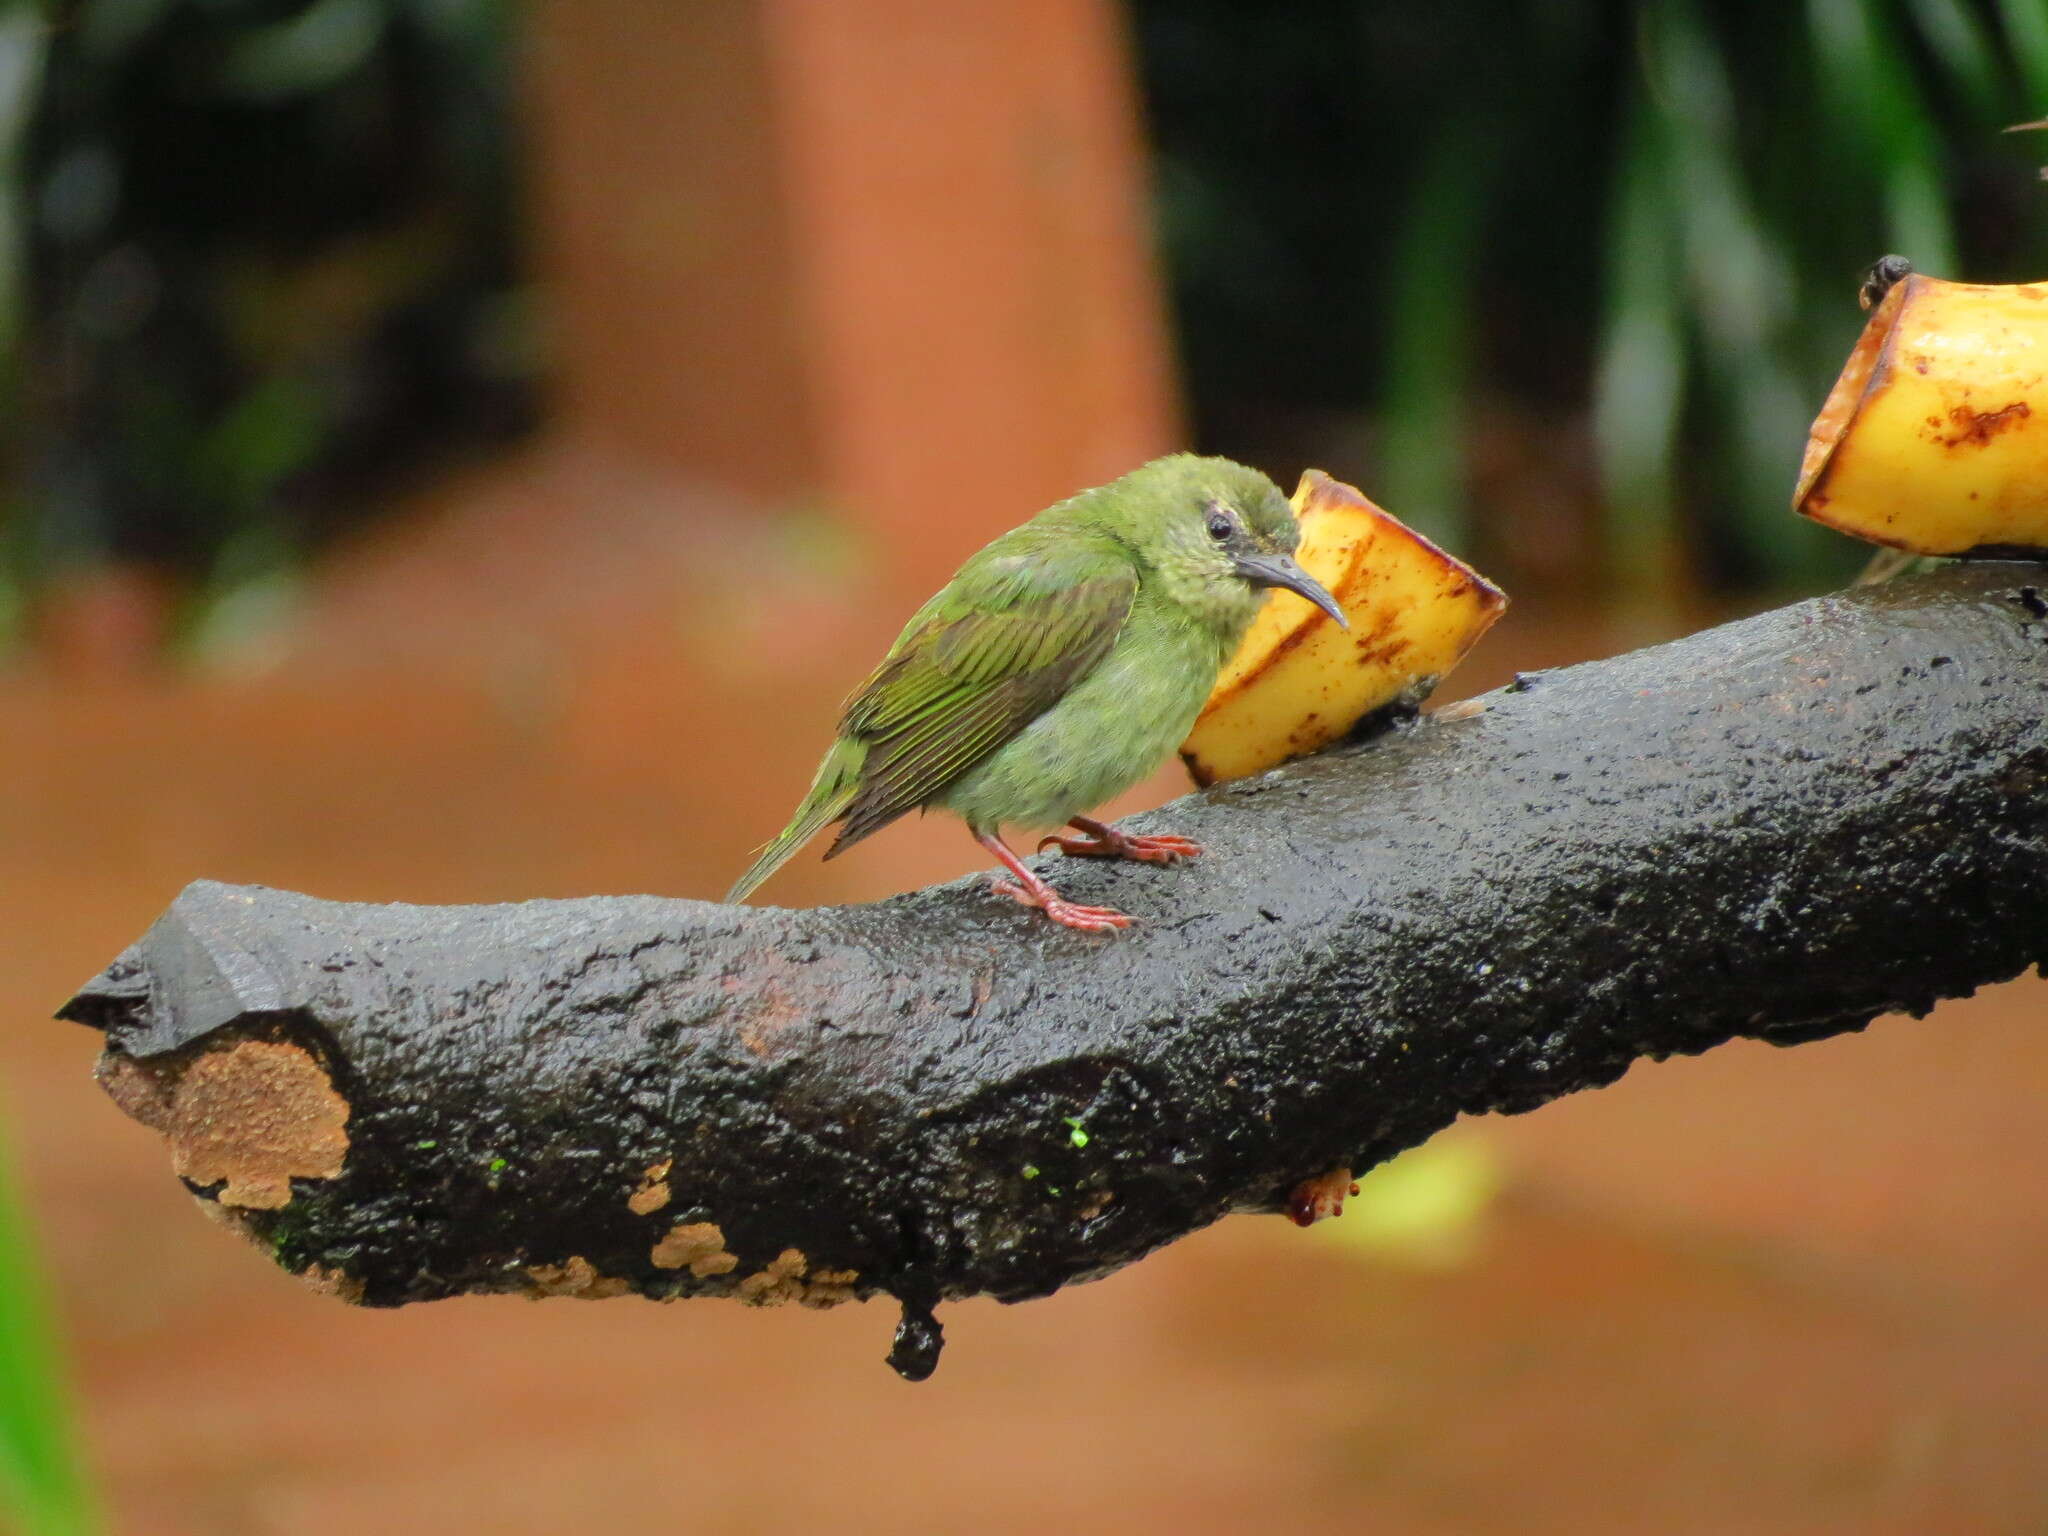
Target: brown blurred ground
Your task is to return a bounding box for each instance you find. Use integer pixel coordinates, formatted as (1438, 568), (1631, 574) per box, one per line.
(6, 2), (2046, 1529)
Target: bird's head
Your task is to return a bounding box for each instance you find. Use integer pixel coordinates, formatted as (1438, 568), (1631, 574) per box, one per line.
(1108, 455), (1347, 636)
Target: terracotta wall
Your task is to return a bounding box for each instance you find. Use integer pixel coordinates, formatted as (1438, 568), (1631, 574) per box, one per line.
(526, 0), (1179, 591)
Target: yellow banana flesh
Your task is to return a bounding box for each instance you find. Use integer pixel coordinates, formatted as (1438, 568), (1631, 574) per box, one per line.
(1180, 470), (1507, 787)
(1797, 274), (2048, 555)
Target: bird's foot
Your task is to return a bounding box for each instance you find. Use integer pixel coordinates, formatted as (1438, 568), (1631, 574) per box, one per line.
(1285, 1167), (1360, 1227)
(989, 875), (1135, 933)
(1038, 816), (1203, 865)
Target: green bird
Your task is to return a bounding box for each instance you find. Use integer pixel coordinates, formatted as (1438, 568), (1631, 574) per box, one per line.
(726, 454), (1345, 931)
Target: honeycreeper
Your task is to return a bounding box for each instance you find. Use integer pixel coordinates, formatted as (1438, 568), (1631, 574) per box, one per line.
(726, 454), (1345, 931)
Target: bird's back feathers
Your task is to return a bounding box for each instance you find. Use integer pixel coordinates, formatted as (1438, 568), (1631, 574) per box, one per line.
(831, 535), (1136, 851)
(724, 528), (1137, 901)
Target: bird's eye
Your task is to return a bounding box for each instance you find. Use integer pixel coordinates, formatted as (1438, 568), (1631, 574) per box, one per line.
(1205, 509), (1233, 542)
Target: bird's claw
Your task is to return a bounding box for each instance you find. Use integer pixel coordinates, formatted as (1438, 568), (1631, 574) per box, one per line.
(989, 876), (1135, 933)
(1285, 1167), (1361, 1227)
(1037, 830), (1204, 865)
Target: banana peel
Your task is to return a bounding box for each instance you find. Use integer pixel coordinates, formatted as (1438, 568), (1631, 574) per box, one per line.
(1796, 274), (2048, 555)
(1180, 470), (1507, 787)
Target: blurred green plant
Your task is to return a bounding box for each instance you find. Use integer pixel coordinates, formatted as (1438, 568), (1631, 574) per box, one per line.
(0, 1129), (100, 1536)
(1309, 1135), (1502, 1270)
(2, 0), (534, 637)
(1134, 0), (2048, 591)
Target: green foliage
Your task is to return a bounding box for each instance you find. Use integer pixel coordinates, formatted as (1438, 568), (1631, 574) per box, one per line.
(1376, 116), (1491, 549)
(1134, 0), (2048, 590)
(0, 1133), (100, 1536)
(7, 0), (534, 605)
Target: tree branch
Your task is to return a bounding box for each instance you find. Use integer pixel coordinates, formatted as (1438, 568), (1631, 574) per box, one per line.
(59, 565), (2048, 1379)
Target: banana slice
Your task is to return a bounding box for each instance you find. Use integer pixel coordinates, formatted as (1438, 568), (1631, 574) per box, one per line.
(1180, 470), (1507, 786)
(1796, 274), (2048, 554)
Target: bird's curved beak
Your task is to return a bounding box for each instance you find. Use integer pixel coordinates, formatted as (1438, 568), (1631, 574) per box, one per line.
(1232, 552), (1349, 630)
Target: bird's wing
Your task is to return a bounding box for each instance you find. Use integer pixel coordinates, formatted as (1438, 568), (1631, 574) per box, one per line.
(828, 535), (1138, 853)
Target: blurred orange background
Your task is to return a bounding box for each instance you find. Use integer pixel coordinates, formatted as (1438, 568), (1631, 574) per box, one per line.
(3, 3), (2045, 1532)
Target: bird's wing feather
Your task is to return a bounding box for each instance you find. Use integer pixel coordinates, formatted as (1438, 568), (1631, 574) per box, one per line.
(828, 536), (1137, 853)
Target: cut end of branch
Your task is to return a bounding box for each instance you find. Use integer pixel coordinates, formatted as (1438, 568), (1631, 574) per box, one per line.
(97, 1039), (350, 1209)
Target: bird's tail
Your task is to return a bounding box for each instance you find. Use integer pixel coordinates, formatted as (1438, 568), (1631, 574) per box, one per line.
(725, 738), (864, 903)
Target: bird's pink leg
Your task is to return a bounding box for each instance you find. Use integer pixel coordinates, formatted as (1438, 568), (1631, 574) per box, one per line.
(1038, 814), (1203, 865)
(976, 831), (1134, 933)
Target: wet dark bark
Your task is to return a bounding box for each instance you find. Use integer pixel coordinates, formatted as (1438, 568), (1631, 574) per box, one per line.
(60, 564), (2048, 1379)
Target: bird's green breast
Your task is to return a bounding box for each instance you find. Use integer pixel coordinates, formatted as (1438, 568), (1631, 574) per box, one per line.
(937, 589), (1241, 832)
